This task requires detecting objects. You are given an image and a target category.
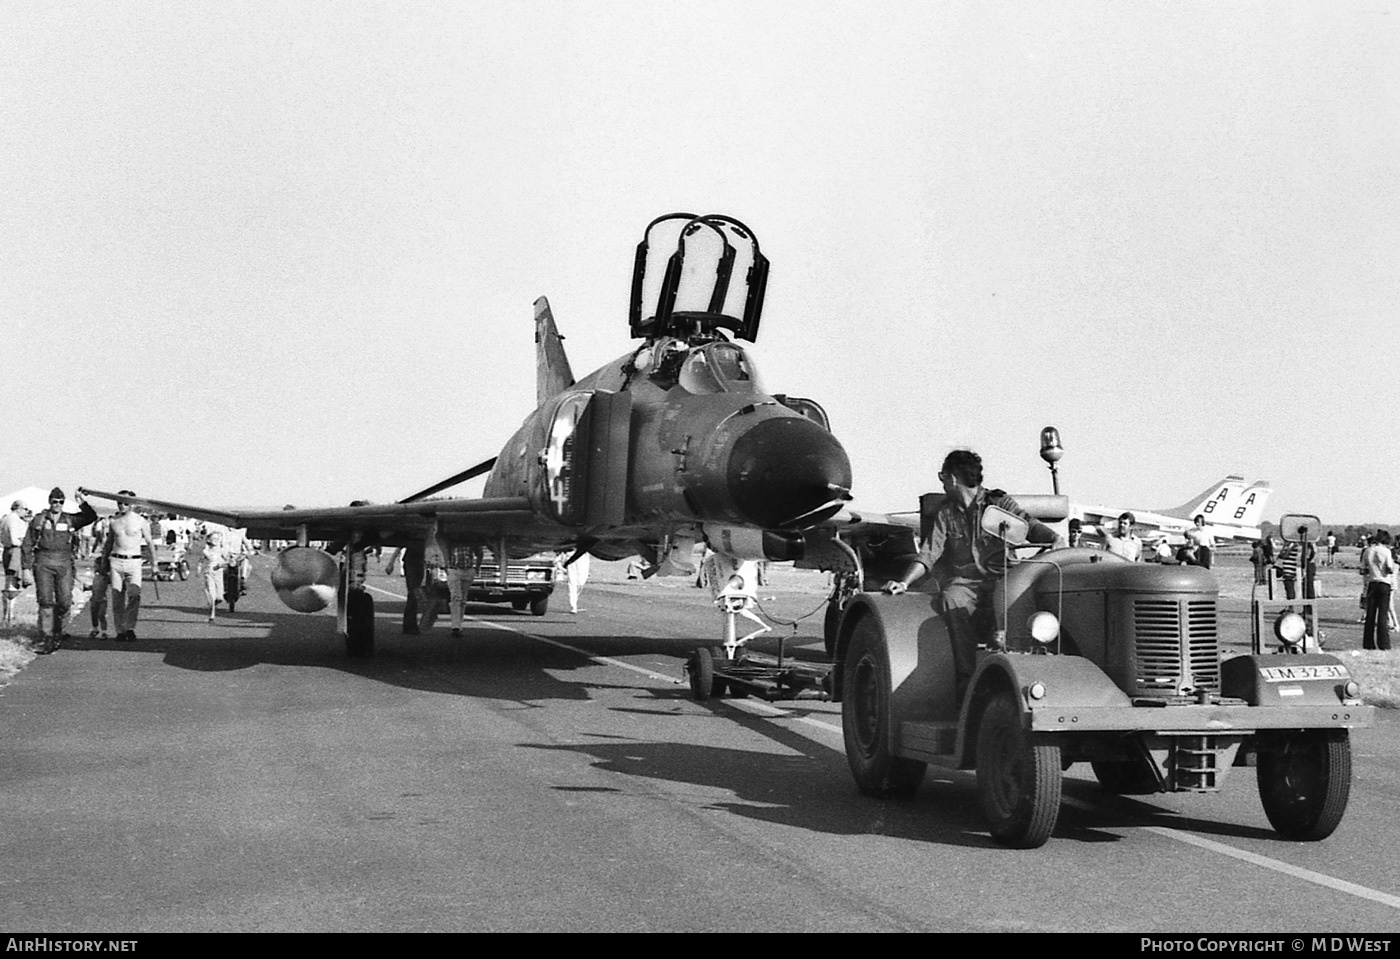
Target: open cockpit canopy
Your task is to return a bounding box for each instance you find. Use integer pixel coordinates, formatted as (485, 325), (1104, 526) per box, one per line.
(629, 212), (768, 343)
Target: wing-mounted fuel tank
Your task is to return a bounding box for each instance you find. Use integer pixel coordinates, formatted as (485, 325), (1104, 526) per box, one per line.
(271, 546), (340, 612)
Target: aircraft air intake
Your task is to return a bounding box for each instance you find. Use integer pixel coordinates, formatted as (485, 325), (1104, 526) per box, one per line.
(726, 417), (852, 530)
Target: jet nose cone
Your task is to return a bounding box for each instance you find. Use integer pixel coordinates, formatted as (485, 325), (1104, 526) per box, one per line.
(727, 416), (852, 529)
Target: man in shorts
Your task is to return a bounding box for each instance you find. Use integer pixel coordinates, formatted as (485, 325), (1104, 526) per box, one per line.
(106, 490), (156, 642)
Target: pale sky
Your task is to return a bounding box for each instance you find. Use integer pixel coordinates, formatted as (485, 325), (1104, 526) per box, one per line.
(4, 1), (1397, 524)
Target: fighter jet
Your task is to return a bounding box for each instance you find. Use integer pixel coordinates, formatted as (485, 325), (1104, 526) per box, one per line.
(1072, 475), (1273, 546)
(83, 213), (853, 657)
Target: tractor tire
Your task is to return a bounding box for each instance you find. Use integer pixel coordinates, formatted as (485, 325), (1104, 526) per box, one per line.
(841, 615), (926, 799)
(1257, 730), (1352, 841)
(976, 691), (1062, 848)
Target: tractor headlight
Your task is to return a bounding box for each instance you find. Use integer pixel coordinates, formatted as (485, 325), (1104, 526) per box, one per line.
(1274, 611), (1307, 648)
(1027, 611), (1060, 644)
(1344, 680), (1361, 700)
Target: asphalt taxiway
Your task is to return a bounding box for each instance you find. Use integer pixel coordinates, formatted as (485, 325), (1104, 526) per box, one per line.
(3, 555), (1400, 932)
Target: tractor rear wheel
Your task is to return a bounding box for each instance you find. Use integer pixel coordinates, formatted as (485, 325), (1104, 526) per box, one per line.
(841, 616), (926, 799)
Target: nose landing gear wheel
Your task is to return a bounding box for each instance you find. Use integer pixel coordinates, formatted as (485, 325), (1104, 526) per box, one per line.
(687, 646), (728, 700)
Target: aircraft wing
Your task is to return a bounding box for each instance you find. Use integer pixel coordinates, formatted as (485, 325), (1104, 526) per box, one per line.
(794, 508), (920, 582)
(78, 487), (546, 547)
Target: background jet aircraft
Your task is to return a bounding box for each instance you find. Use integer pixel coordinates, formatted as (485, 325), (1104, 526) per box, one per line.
(83, 214), (853, 657)
(1072, 474), (1273, 545)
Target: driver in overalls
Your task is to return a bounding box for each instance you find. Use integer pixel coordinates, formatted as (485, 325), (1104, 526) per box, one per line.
(882, 450), (1061, 701)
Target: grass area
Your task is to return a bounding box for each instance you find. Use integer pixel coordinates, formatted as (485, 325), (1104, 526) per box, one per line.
(1337, 651), (1400, 710)
(1205, 556), (1400, 707)
(0, 627), (37, 688)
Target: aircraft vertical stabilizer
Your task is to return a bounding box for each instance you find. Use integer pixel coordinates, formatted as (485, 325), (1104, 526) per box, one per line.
(1158, 475), (1245, 520)
(1222, 481), (1272, 528)
(535, 296), (575, 406)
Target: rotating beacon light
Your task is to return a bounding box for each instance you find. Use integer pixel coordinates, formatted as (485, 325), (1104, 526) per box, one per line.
(1039, 427), (1063, 495)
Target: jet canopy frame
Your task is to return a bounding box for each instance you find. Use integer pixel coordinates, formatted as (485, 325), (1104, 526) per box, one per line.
(629, 212), (769, 343)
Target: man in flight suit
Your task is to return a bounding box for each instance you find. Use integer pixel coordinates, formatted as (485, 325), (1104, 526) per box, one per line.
(883, 450), (1062, 700)
(21, 487), (98, 653)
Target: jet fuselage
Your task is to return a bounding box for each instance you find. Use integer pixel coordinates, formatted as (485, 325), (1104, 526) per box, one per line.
(482, 337), (851, 557)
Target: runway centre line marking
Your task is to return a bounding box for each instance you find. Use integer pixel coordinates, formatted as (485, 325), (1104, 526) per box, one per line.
(367, 581), (1399, 909)
(1061, 797), (1400, 911)
(727, 698), (843, 736)
(363, 583), (682, 685)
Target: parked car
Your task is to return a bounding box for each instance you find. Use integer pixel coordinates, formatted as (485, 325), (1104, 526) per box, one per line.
(468, 553), (555, 615)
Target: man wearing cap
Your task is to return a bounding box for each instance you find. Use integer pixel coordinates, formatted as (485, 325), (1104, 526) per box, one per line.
(105, 491), (156, 642)
(1102, 512), (1143, 562)
(20, 488), (98, 652)
(1, 500), (33, 626)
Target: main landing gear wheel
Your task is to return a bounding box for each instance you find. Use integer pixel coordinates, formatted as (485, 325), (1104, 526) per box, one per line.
(177, 560), (190, 581)
(1256, 730), (1352, 841)
(976, 691), (1062, 848)
(1090, 759), (1161, 795)
(823, 600), (842, 659)
(224, 566), (240, 612)
(687, 646), (728, 700)
(841, 616), (925, 799)
(346, 589), (375, 659)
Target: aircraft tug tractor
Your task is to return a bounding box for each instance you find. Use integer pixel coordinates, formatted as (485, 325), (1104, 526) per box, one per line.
(831, 505), (1372, 849)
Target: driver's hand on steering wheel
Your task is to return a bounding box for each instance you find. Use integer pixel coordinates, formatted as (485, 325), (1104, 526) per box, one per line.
(882, 581), (907, 595)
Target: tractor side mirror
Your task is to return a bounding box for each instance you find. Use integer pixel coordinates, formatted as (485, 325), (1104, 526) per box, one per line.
(1279, 514), (1321, 543)
(981, 505), (1029, 545)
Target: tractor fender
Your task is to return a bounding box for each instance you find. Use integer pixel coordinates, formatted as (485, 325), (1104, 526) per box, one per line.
(832, 592), (953, 724)
(956, 653), (1133, 767)
(1220, 653), (1360, 706)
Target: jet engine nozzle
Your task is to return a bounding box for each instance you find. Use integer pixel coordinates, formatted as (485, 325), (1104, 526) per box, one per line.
(727, 416), (852, 530)
(271, 546), (339, 613)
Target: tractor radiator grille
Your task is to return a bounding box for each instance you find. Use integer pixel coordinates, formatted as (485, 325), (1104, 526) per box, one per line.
(1132, 598), (1219, 695)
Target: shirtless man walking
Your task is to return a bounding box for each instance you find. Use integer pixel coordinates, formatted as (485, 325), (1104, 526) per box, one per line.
(106, 490), (156, 642)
